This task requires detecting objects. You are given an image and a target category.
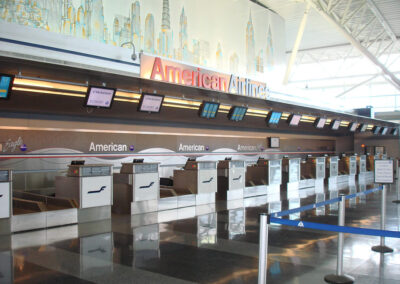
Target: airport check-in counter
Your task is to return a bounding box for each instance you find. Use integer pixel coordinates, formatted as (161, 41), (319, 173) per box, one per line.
(282, 158), (301, 192)
(56, 164), (113, 222)
(172, 160), (217, 206)
(326, 156), (339, 185)
(244, 158), (282, 198)
(299, 157), (326, 189)
(358, 155), (374, 183)
(338, 155), (357, 183)
(366, 154), (375, 171)
(113, 162), (159, 215)
(217, 160), (246, 201)
(0, 169), (12, 234)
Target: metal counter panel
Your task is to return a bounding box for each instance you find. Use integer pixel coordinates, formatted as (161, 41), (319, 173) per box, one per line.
(81, 176), (112, 209)
(0, 183), (10, 219)
(198, 170), (217, 194)
(133, 172), (159, 202)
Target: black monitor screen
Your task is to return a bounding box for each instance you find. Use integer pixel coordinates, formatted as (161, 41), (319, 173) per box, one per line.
(349, 122), (358, 132)
(359, 124), (368, 132)
(380, 127), (388, 135)
(138, 93), (164, 113)
(199, 101), (220, 119)
(228, 106), (247, 121)
(373, 126), (381, 134)
(71, 160), (85, 165)
(331, 120), (341, 130)
(266, 111), (282, 125)
(84, 86), (116, 108)
(0, 74), (14, 100)
(390, 128), (398, 135)
(133, 159), (144, 163)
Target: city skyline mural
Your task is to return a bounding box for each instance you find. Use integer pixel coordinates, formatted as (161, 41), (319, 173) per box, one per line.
(0, 0), (285, 80)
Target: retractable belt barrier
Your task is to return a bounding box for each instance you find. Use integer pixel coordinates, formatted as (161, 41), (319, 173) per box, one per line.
(258, 185), (395, 284)
(272, 186), (382, 218)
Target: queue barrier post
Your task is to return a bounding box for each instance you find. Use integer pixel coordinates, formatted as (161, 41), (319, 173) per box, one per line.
(324, 194), (354, 284)
(393, 177), (400, 204)
(372, 184), (394, 253)
(258, 213), (270, 284)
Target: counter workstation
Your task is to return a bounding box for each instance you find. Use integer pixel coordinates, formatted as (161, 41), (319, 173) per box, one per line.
(338, 155), (357, 183)
(113, 161), (159, 215)
(244, 158), (282, 198)
(282, 157), (301, 192)
(0, 169), (12, 234)
(326, 156), (339, 186)
(159, 159), (217, 210)
(217, 159), (246, 201)
(55, 163), (113, 223)
(357, 155), (374, 183)
(299, 156), (326, 189)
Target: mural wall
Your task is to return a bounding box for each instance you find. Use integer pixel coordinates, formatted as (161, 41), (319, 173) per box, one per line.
(0, 0), (285, 81)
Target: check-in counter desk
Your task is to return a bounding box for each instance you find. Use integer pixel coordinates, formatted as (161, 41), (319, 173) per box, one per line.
(338, 155), (357, 183)
(217, 160), (245, 201)
(0, 169), (12, 234)
(366, 154), (375, 171)
(244, 158), (282, 198)
(113, 162), (159, 215)
(326, 156), (339, 186)
(282, 158), (300, 193)
(55, 164), (112, 223)
(299, 157), (326, 189)
(161, 161), (217, 208)
(358, 155), (374, 183)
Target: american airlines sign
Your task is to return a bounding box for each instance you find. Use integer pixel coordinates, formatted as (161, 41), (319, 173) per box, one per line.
(140, 54), (268, 99)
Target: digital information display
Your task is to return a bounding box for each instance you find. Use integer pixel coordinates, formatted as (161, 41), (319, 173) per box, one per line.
(85, 87), (116, 108)
(289, 114), (301, 126)
(200, 102), (219, 119)
(374, 159), (393, 184)
(315, 118), (327, 129)
(268, 112), (282, 125)
(381, 127), (388, 135)
(269, 137), (280, 148)
(0, 74), (14, 99)
(331, 120), (340, 130)
(349, 122), (358, 132)
(359, 124), (368, 132)
(138, 94), (164, 113)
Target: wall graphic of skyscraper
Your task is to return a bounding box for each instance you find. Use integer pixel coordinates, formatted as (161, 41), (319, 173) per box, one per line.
(131, 1), (141, 50)
(216, 42), (223, 70)
(266, 26), (274, 70)
(158, 0), (173, 58)
(144, 13), (155, 53)
(246, 11), (255, 74)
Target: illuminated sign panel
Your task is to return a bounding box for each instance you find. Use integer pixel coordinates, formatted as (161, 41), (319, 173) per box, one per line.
(140, 54), (267, 99)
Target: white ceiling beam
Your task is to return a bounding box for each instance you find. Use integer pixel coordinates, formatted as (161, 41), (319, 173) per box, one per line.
(306, 0), (400, 92)
(283, 3), (311, 85)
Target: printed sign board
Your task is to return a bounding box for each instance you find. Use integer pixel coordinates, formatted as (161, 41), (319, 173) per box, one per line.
(374, 159), (393, 184)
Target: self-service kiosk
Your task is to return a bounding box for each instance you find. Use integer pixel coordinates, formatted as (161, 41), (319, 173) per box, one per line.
(282, 157), (301, 194)
(217, 159), (246, 201)
(113, 161), (160, 215)
(244, 158), (282, 198)
(56, 163), (113, 222)
(326, 156), (339, 186)
(0, 169), (12, 234)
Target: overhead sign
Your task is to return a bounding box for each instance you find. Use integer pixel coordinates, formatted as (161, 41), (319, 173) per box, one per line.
(374, 159), (393, 184)
(140, 54), (268, 99)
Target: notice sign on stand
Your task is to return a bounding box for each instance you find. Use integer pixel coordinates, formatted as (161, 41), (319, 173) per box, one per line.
(374, 159), (394, 184)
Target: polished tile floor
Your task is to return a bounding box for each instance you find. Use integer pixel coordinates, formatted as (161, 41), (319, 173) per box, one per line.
(3, 181), (400, 283)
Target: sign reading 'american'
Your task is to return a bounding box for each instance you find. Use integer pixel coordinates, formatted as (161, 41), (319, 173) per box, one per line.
(140, 54), (268, 99)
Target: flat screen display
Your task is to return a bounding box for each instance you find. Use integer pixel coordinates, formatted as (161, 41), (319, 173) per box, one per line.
(199, 101), (219, 119)
(0, 74), (14, 99)
(228, 106), (247, 121)
(267, 111), (282, 125)
(373, 126), (381, 134)
(380, 127), (388, 135)
(390, 128), (398, 135)
(269, 137), (280, 148)
(359, 124), (368, 132)
(288, 114), (301, 126)
(84, 86), (116, 108)
(138, 93), (164, 113)
(349, 122), (358, 132)
(331, 120), (341, 130)
(315, 117), (327, 129)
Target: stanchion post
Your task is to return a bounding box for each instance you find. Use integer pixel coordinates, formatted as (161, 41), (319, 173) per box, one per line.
(393, 175), (400, 204)
(324, 194), (354, 284)
(258, 213), (270, 284)
(372, 185), (394, 253)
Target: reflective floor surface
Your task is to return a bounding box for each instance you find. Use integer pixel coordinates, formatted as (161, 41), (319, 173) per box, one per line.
(3, 181), (400, 283)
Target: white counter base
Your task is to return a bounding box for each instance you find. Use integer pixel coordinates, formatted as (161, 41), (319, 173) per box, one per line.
(244, 185), (268, 198)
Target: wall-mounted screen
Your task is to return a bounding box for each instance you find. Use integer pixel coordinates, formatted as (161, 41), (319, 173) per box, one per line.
(314, 117), (327, 129)
(199, 101), (220, 119)
(380, 127), (388, 135)
(268, 137), (280, 148)
(358, 124), (368, 132)
(349, 122), (358, 132)
(372, 126), (381, 134)
(228, 106), (247, 121)
(138, 93), (164, 113)
(288, 114), (302, 126)
(331, 120), (341, 130)
(0, 74), (14, 100)
(84, 86), (116, 108)
(266, 111), (282, 126)
(390, 128), (398, 135)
